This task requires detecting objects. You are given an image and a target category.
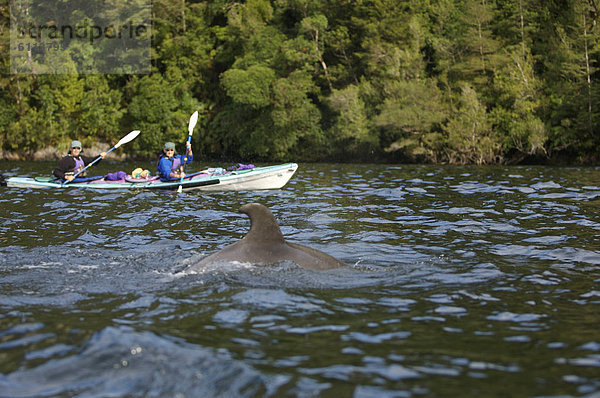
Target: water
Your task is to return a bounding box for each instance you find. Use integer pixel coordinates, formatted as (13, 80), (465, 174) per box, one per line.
(1, 161), (599, 397)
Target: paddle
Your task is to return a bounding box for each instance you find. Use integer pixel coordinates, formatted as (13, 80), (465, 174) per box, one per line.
(177, 111), (199, 193)
(62, 130), (141, 187)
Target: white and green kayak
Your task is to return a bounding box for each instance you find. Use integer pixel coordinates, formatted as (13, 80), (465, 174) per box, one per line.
(1, 163), (298, 192)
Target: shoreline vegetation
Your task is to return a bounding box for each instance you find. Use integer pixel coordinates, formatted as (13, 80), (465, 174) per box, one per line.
(1, 1), (600, 166)
(0, 145), (125, 162)
(0, 148), (589, 167)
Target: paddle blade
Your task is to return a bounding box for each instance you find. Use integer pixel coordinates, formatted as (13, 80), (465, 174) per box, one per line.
(114, 130), (141, 148)
(188, 111), (198, 136)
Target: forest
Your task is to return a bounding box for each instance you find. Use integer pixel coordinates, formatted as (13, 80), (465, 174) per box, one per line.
(1, 0), (599, 165)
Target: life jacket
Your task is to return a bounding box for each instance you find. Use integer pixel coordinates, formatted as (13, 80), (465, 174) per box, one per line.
(156, 154), (182, 178)
(73, 156), (86, 176)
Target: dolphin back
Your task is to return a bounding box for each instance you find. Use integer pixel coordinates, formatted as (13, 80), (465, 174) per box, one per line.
(190, 203), (347, 271)
(285, 242), (347, 270)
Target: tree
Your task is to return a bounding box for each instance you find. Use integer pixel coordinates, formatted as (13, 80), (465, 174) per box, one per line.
(301, 14), (333, 90)
(444, 84), (502, 164)
(490, 48), (547, 161)
(531, 0), (600, 160)
(375, 80), (446, 162)
(327, 84), (373, 153)
(123, 73), (198, 158)
(221, 65), (276, 109)
(270, 71), (323, 160)
(73, 75), (123, 145)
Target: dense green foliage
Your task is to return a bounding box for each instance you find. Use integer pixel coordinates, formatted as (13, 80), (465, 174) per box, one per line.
(1, 0), (599, 164)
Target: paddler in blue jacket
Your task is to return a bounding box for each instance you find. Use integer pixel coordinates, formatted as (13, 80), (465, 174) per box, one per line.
(53, 140), (106, 182)
(157, 141), (193, 181)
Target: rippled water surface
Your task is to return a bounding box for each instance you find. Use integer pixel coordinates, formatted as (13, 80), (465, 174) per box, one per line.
(1, 161), (599, 397)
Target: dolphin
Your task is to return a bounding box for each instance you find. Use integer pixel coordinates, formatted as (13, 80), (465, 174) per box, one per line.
(191, 203), (346, 270)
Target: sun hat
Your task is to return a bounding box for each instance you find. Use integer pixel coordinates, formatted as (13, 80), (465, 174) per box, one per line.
(164, 142), (176, 150)
(70, 140), (82, 149)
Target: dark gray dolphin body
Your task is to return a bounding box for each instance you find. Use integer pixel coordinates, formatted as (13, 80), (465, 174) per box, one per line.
(191, 203), (346, 270)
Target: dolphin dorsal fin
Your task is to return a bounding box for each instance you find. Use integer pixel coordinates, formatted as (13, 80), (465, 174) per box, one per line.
(239, 203), (285, 243)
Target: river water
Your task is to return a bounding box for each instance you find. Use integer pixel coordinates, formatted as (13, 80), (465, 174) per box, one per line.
(0, 160), (599, 397)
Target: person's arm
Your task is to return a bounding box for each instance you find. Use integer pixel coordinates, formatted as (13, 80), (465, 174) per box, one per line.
(170, 170), (185, 179)
(53, 156), (74, 179)
(184, 142), (193, 164)
(82, 152), (106, 165)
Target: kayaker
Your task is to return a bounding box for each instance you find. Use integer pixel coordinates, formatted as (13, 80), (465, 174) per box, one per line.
(157, 141), (193, 181)
(53, 140), (106, 182)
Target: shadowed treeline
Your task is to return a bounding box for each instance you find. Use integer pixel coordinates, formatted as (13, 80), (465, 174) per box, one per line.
(1, 0), (599, 164)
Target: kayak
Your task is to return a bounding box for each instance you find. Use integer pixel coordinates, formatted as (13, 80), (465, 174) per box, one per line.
(1, 163), (298, 192)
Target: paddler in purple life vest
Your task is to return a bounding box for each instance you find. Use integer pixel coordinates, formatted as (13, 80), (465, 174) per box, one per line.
(53, 140), (106, 182)
(157, 141), (193, 181)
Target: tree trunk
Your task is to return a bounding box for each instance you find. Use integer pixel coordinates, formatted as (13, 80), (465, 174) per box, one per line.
(583, 13), (593, 136)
